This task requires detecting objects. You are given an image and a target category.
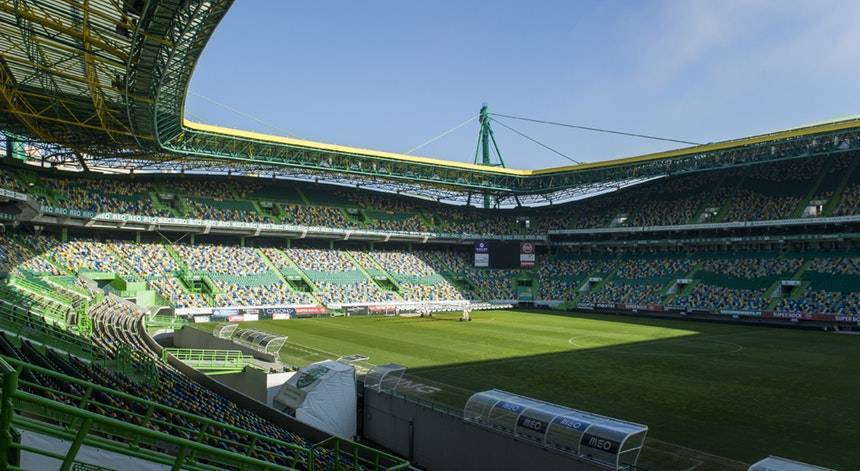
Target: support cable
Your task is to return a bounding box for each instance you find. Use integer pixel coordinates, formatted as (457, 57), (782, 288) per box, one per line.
(490, 112), (703, 145)
(404, 114), (478, 155)
(188, 90), (296, 138)
(490, 117), (581, 164)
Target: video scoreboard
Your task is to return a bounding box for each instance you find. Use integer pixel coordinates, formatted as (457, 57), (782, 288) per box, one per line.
(474, 241), (536, 268)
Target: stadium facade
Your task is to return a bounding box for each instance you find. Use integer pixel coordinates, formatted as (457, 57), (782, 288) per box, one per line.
(0, 1), (857, 470)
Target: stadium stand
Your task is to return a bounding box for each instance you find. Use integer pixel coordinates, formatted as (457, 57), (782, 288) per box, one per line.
(2, 2), (858, 468)
(4, 231), (860, 318)
(0, 251), (406, 469)
(3, 154), (859, 237)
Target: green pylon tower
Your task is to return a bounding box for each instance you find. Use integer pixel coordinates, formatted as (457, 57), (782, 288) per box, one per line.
(473, 104), (506, 208)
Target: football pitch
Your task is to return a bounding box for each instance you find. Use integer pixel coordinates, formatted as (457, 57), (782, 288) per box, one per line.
(220, 310), (860, 470)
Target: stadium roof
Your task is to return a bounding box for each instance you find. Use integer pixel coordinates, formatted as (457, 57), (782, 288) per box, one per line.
(1, 0), (859, 205)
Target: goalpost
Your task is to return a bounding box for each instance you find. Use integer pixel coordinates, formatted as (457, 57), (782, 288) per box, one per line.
(460, 303), (472, 322)
(392, 301), (474, 320)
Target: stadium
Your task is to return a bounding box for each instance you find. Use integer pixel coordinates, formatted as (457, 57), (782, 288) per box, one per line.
(0, 1), (857, 470)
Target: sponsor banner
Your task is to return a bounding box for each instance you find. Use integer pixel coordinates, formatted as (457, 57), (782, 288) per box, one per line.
(263, 307), (294, 320)
(576, 303), (594, 310)
(516, 414), (549, 434)
(368, 305), (397, 315)
(192, 315), (211, 323)
(474, 241), (489, 267)
(345, 306), (369, 316)
(780, 280), (802, 286)
(295, 306), (327, 316)
(554, 416), (593, 434)
(719, 309), (762, 317)
(41, 205), (96, 218)
(808, 313), (860, 323)
(596, 303), (614, 309)
(582, 433), (621, 455)
(176, 307), (213, 316)
(0, 187), (27, 201)
(769, 311), (805, 320)
(646, 304), (664, 312)
(495, 400), (525, 414)
(214, 308), (240, 317)
(519, 241), (536, 268)
(208, 306), (326, 320)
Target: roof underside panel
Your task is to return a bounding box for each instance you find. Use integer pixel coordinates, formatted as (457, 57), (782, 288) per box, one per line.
(0, 0), (859, 204)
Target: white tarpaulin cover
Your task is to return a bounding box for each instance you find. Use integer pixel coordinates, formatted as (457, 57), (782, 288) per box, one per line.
(274, 360), (357, 439)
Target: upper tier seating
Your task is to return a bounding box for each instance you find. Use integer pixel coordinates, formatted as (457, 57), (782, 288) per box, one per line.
(3, 152), (858, 236)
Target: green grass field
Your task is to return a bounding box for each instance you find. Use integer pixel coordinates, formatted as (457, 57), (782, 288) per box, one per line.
(215, 310), (860, 470)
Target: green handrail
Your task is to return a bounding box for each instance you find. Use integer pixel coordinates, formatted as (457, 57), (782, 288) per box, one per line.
(315, 436), (411, 471)
(146, 314), (190, 330)
(0, 299), (96, 359)
(9, 275), (74, 307)
(0, 351), (411, 470)
(161, 348), (257, 372)
(0, 357), (17, 463)
(0, 355), (313, 470)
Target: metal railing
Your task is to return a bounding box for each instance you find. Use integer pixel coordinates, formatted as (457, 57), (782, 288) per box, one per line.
(0, 354), (410, 470)
(9, 276), (74, 308)
(0, 298), (97, 360)
(0, 355), (312, 470)
(146, 314), (190, 330)
(315, 437), (410, 471)
(162, 348), (257, 373)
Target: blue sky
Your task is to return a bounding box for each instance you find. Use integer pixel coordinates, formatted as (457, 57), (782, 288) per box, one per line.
(187, 1), (860, 169)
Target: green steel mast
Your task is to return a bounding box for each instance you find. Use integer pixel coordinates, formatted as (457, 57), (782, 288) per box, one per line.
(474, 104), (506, 208)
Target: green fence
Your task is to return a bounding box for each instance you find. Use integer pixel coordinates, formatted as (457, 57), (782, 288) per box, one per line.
(0, 353), (409, 470)
(162, 348), (256, 374)
(145, 315), (189, 331)
(0, 298), (96, 360)
(0, 356), (308, 470)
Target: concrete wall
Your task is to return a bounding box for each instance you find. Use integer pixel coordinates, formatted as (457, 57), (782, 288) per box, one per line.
(266, 372), (294, 406)
(211, 367), (269, 403)
(141, 323), (329, 442)
(363, 389), (602, 471)
(173, 325), (277, 362)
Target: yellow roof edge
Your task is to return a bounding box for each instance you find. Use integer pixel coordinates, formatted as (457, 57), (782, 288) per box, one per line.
(183, 120), (534, 176)
(184, 116), (860, 178)
(531, 116), (860, 175)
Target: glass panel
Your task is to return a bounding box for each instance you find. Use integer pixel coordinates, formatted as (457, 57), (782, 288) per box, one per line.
(464, 389), (648, 470)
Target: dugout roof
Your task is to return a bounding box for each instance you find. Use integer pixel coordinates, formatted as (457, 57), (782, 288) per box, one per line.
(464, 389), (647, 470)
(1, 0), (859, 205)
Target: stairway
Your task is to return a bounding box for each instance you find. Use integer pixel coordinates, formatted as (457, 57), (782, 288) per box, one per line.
(570, 259), (618, 304)
(350, 251), (403, 293)
(265, 248), (323, 304)
(792, 168), (827, 218)
(663, 259), (703, 305)
(344, 251), (401, 298)
(821, 161), (858, 216)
